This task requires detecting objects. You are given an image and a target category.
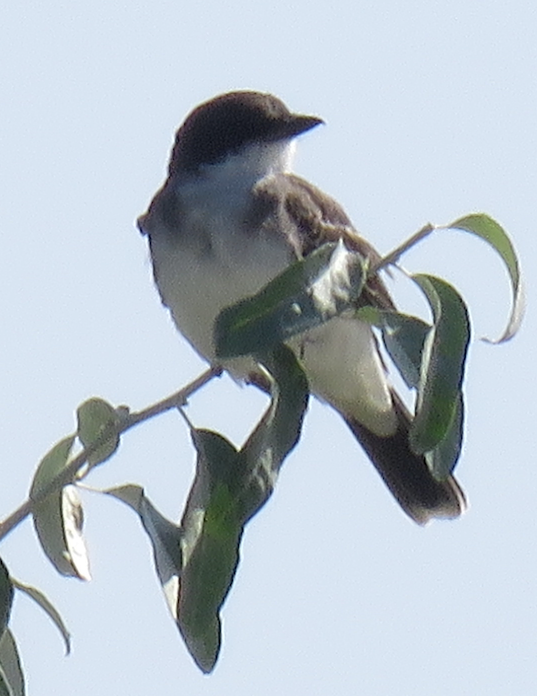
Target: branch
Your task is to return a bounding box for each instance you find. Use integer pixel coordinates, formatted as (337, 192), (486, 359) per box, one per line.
(371, 223), (436, 274)
(0, 222), (445, 543)
(0, 366), (222, 542)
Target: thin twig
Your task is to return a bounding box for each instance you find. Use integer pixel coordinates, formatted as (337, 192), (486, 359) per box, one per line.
(370, 223), (436, 275)
(125, 365), (222, 427)
(0, 365), (222, 542)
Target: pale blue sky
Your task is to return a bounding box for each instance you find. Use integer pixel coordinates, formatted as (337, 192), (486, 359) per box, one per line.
(0, 1), (535, 694)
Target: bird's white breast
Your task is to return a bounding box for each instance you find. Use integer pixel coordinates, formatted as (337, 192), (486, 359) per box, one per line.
(150, 140), (295, 366)
(150, 224), (289, 366)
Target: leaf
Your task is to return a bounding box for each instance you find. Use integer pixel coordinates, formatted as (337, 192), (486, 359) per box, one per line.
(446, 213), (524, 342)
(356, 304), (464, 479)
(77, 398), (121, 467)
(105, 348), (308, 673)
(357, 307), (430, 390)
(215, 241), (367, 358)
(0, 560), (13, 640)
(29, 436), (75, 501)
(62, 486), (91, 580)
(380, 314), (430, 390)
(11, 580), (71, 655)
(0, 565), (17, 696)
(409, 275), (470, 458)
(425, 394), (465, 480)
(30, 437), (91, 579)
(237, 345), (310, 521)
(0, 631), (24, 696)
(33, 484), (91, 580)
(104, 485), (183, 622)
(177, 431), (241, 672)
(32, 487), (91, 581)
(106, 478), (231, 672)
(177, 345), (309, 672)
(0, 673), (11, 696)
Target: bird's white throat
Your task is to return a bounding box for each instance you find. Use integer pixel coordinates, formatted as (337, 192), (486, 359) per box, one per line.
(175, 139), (296, 207)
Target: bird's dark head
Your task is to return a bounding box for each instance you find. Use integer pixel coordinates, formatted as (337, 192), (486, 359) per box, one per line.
(168, 91), (323, 175)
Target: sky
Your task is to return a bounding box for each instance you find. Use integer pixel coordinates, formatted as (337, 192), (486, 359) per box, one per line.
(0, 0), (536, 694)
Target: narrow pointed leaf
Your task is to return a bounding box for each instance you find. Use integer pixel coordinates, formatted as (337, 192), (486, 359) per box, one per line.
(410, 275), (470, 457)
(0, 560), (13, 640)
(77, 398), (121, 467)
(33, 484), (91, 580)
(357, 306), (430, 390)
(425, 394), (464, 480)
(178, 345), (309, 672)
(0, 565), (19, 696)
(0, 631), (24, 696)
(237, 345), (309, 521)
(104, 485), (183, 621)
(102, 348), (309, 673)
(11, 580), (71, 655)
(178, 431), (241, 673)
(446, 213), (524, 342)
(29, 436), (75, 500)
(30, 437), (91, 579)
(358, 304), (464, 479)
(215, 241), (367, 358)
(0, 667), (14, 696)
(380, 314), (430, 390)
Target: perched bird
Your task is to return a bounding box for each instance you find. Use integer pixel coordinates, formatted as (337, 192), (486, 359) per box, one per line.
(138, 90), (466, 524)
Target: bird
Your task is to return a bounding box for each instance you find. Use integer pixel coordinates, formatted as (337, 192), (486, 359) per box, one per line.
(137, 90), (466, 524)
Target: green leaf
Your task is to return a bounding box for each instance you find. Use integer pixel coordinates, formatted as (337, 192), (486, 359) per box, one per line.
(237, 345), (310, 521)
(446, 213), (524, 342)
(0, 560), (13, 640)
(11, 579), (71, 655)
(77, 398), (121, 467)
(356, 304), (463, 479)
(33, 485), (91, 580)
(106, 469), (241, 674)
(357, 307), (430, 390)
(0, 631), (24, 696)
(0, 674), (11, 696)
(381, 314), (430, 390)
(104, 485), (183, 621)
(409, 275), (470, 457)
(425, 394), (464, 480)
(177, 345), (309, 672)
(0, 673), (12, 696)
(28, 433), (93, 578)
(30, 435), (91, 580)
(29, 436), (75, 500)
(215, 241), (367, 358)
(177, 431), (241, 673)
(103, 348), (308, 673)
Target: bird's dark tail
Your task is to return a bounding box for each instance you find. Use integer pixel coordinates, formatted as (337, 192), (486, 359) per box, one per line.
(345, 392), (466, 524)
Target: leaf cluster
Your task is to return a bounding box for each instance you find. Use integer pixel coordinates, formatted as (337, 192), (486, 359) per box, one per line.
(0, 213), (523, 691)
